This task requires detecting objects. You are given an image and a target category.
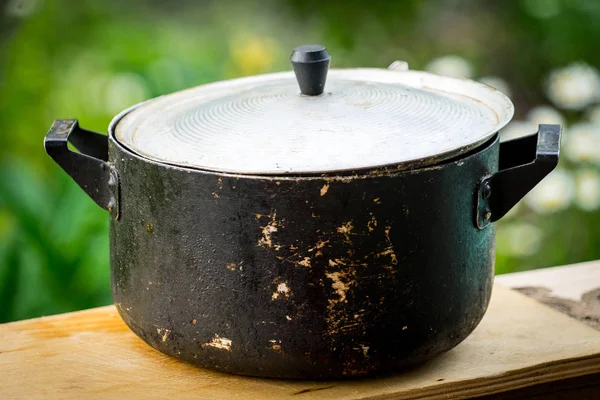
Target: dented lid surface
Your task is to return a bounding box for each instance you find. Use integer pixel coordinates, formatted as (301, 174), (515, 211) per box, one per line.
(113, 68), (514, 175)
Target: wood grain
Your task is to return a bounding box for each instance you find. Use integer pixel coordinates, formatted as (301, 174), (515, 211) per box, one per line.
(1, 284), (600, 400)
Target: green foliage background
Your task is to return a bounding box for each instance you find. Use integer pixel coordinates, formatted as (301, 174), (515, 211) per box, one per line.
(1, 0), (600, 322)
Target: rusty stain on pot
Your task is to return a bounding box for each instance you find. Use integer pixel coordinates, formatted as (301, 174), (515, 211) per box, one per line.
(269, 339), (282, 351)
(146, 223), (153, 234)
(157, 328), (170, 342)
(211, 191), (219, 199)
(355, 344), (369, 357)
(343, 362), (372, 376)
(191, 319), (197, 325)
(321, 174), (360, 183)
(375, 225), (398, 266)
(373, 197), (382, 204)
(367, 213), (377, 232)
(297, 257), (311, 268)
(308, 240), (329, 253)
(336, 221), (354, 243)
(271, 281), (290, 300)
(326, 271), (350, 303)
(226, 263), (237, 271)
(320, 183), (329, 196)
(202, 334), (232, 351)
(256, 211), (282, 249)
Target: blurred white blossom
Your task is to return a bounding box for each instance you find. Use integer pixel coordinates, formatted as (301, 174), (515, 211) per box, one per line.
(479, 76), (511, 97)
(5, 0), (40, 17)
(104, 73), (150, 115)
(501, 105), (566, 145)
(524, 169), (574, 214)
(425, 55), (473, 78)
(546, 63), (600, 110)
(500, 121), (536, 141)
(526, 105), (566, 128)
(563, 123), (600, 164)
(574, 169), (600, 211)
(498, 222), (543, 257)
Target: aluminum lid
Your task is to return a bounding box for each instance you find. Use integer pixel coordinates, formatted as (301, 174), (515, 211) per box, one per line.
(113, 46), (514, 175)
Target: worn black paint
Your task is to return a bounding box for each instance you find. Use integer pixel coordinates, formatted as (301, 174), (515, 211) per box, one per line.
(106, 132), (498, 379)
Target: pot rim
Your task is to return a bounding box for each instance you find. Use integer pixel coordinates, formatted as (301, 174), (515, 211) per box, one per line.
(108, 102), (499, 181)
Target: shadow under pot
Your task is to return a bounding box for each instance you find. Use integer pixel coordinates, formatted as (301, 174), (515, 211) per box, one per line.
(45, 44), (561, 379)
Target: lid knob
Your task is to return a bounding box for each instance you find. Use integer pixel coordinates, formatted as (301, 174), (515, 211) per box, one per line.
(290, 44), (331, 96)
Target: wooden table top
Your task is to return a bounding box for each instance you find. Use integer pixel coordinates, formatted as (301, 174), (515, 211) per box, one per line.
(1, 262), (599, 400)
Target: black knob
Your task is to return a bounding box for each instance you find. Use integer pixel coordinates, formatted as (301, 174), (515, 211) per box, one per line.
(290, 44), (331, 96)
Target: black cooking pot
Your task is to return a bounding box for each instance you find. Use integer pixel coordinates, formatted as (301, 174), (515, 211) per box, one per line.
(45, 45), (561, 379)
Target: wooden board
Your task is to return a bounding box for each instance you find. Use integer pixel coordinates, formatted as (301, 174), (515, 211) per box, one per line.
(1, 284), (600, 400)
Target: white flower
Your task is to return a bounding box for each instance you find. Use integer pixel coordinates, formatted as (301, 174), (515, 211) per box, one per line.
(104, 73), (150, 115)
(479, 76), (511, 97)
(497, 222), (543, 257)
(574, 169), (600, 211)
(500, 121), (537, 141)
(546, 63), (600, 110)
(501, 107), (565, 142)
(526, 105), (566, 128)
(524, 169), (574, 214)
(425, 56), (473, 79)
(563, 123), (600, 165)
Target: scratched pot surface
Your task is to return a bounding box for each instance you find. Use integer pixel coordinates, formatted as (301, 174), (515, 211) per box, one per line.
(107, 135), (498, 379)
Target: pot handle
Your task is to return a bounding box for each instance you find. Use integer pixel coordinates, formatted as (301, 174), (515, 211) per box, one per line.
(45, 119), (119, 219)
(476, 124), (561, 229)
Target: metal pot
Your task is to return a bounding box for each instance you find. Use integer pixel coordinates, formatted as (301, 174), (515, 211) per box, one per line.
(45, 45), (561, 379)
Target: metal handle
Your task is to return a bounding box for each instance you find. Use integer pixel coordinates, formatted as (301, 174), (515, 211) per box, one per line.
(476, 124), (561, 229)
(290, 44), (331, 96)
(45, 119), (119, 219)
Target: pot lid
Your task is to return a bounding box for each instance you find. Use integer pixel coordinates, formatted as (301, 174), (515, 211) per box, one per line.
(113, 45), (514, 175)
